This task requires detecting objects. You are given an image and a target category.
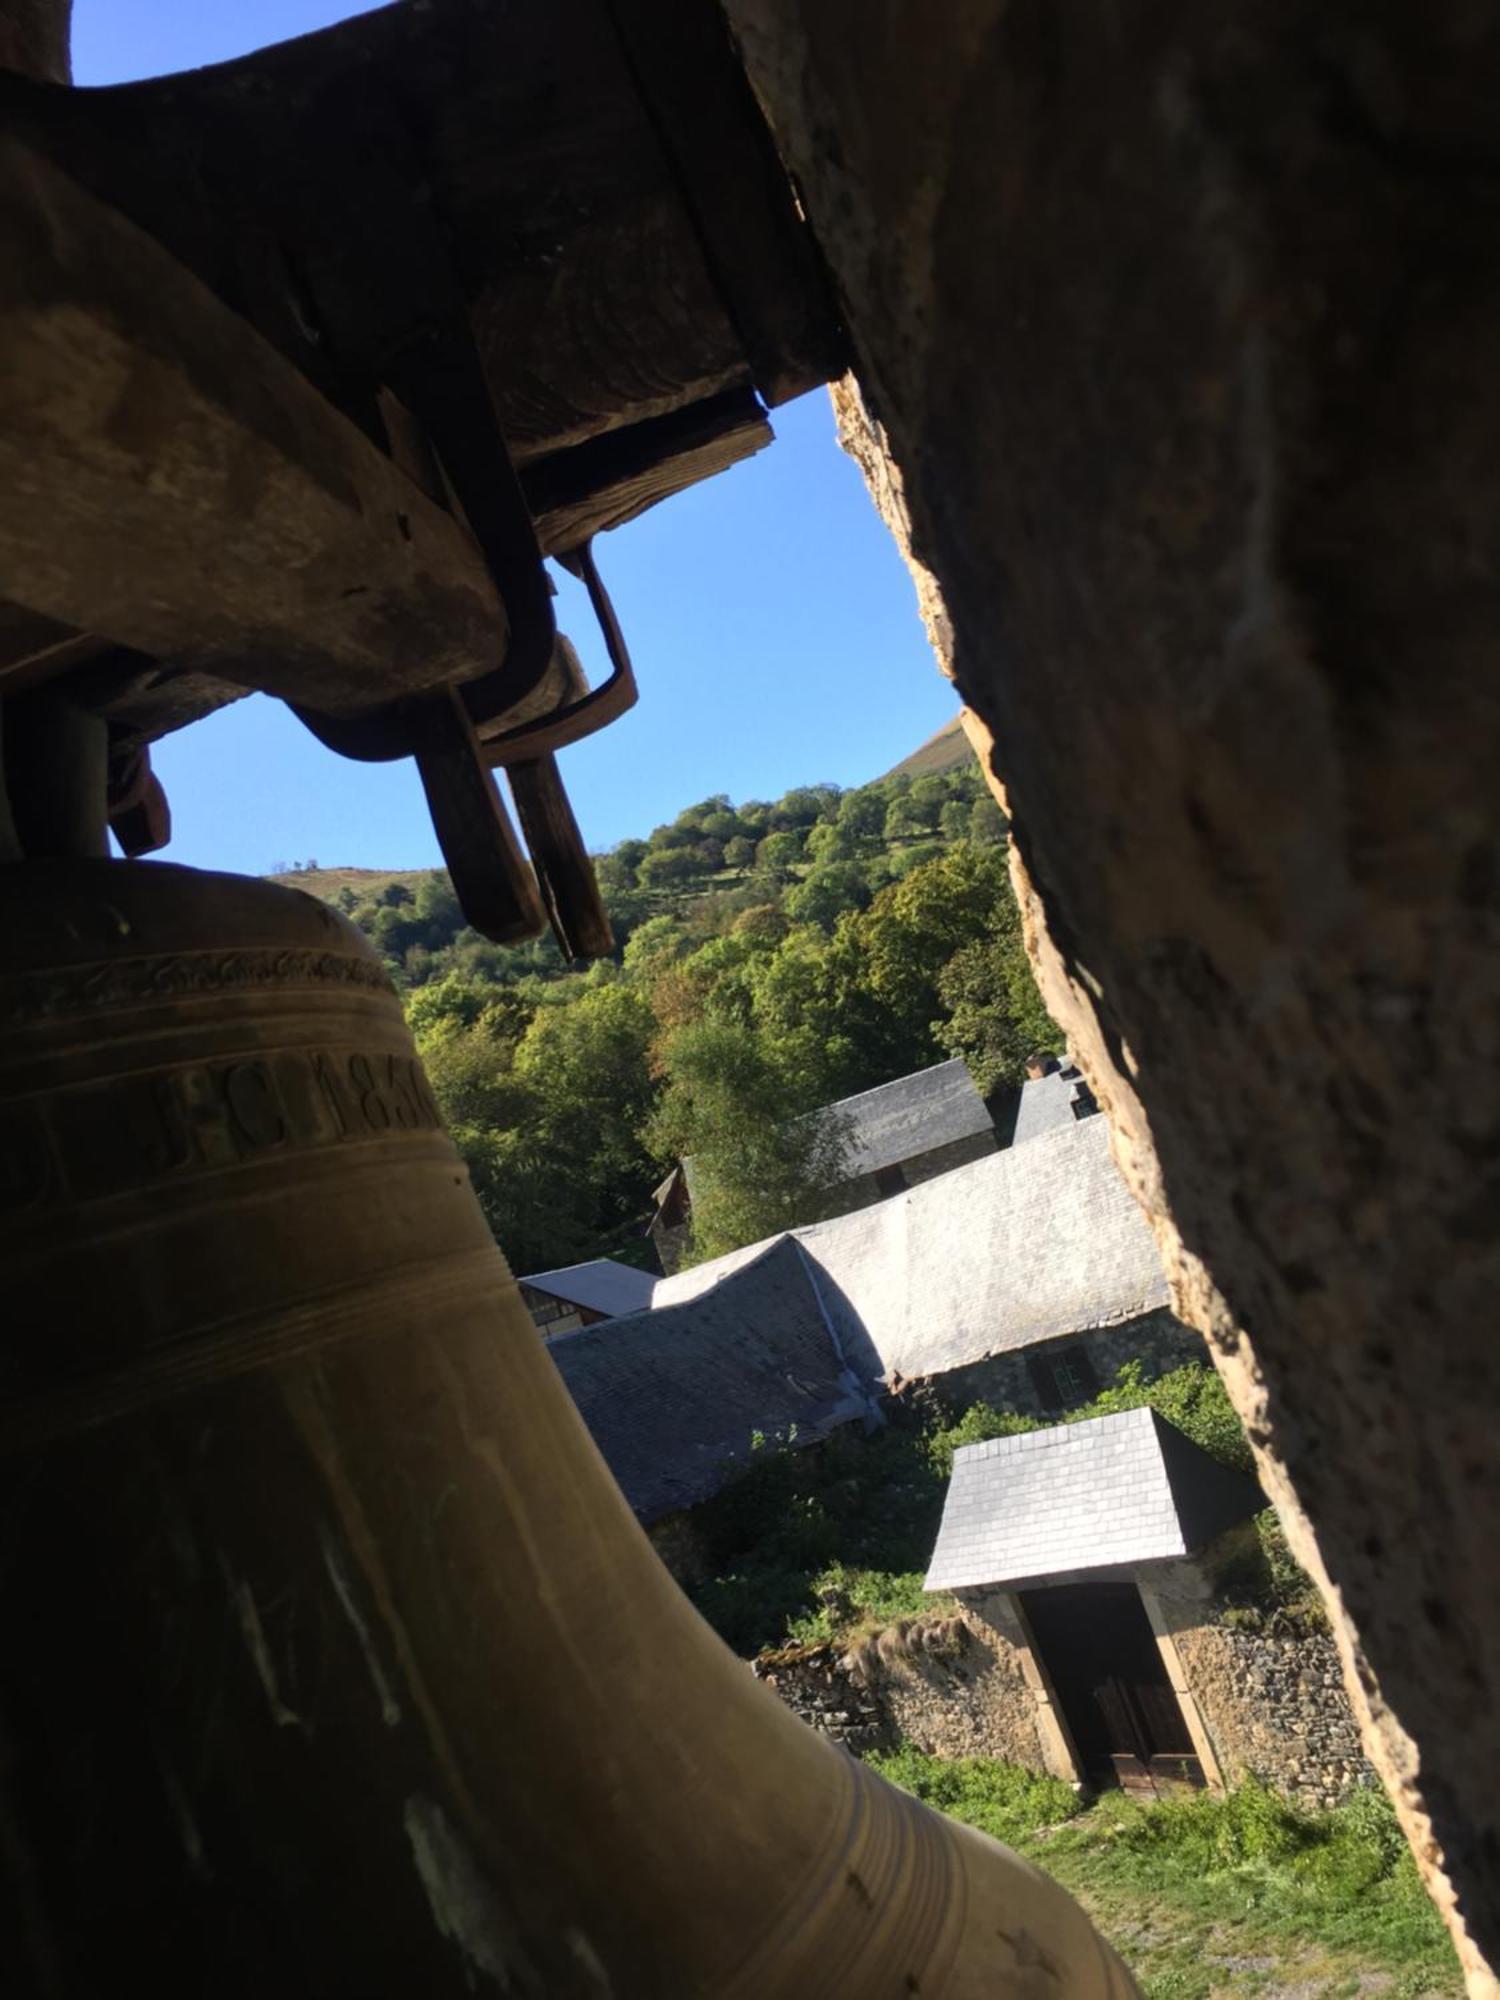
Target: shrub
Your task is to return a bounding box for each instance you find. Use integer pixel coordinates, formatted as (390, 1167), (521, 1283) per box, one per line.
(867, 1743), (1083, 1847)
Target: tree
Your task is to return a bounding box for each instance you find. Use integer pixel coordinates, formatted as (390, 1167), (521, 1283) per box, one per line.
(908, 774), (950, 827)
(936, 925), (1061, 1090)
(724, 835), (757, 871)
(622, 914), (686, 979)
(754, 829), (805, 881)
(428, 984), (660, 1274)
(969, 793), (1008, 845)
(647, 1017), (851, 1262)
(938, 800), (970, 842)
(694, 836), (726, 874)
(784, 861), (873, 932)
(805, 819), (856, 866)
(883, 794), (928, 843)
(638, 845), (703, 890)
(700, 809), (744, 844)
(856, 843), (1013, 1061)
(771, 785), (834, 830)
(837, 788), (886, 842)
(595, 850), (638, 896)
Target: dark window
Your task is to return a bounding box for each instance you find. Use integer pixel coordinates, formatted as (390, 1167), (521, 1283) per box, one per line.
(873, 1163), (906, 1197)
(1026, 1343), (1099, 1412)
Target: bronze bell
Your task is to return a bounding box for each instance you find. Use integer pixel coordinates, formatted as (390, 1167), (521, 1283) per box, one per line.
(0, 859), (1132, 1996)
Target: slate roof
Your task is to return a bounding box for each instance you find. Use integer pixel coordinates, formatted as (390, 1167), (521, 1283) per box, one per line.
(1011, 1059), (1098, 1148)
(811, 1058), (993, 1178)
(655, 1114), (1171, 1384)
(547, 1237), (873, 1522)
(518, 1258), (657, 1318)
(924, 1406), (1263, 1593)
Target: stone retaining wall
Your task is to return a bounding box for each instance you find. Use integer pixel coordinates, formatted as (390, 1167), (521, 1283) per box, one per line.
(1142, 1551), (1376, 1807)
(758, 1574), (1373, 1810)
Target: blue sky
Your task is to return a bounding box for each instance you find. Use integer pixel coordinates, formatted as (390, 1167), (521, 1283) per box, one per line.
(72, 3), (956, 874)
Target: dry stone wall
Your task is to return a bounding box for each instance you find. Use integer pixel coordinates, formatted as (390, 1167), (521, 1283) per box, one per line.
(758, 1590), (1372, 1811)
(921, 1307), (1202, 1422)
(1180, 1621), (1374, 1809)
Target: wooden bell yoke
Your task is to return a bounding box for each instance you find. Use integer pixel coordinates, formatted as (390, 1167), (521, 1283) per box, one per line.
(0, 0), (845, 946)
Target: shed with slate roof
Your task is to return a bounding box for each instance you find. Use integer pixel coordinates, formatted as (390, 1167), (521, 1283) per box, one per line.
(921, 1408), (1265, 1795)
(518, 1258), (657, 1337)
(926, 1406), (1263, 1594)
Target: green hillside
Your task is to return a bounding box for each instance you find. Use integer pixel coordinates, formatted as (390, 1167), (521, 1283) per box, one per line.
(880, 714), (971, 781)
(279, 749), (1053, 1275)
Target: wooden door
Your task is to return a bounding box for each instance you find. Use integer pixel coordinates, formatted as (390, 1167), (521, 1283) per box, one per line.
(1019, 1581), (1203, 1792)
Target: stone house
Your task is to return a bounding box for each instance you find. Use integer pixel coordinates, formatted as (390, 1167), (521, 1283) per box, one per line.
(516, 1257), (656, 1338)
(646, 1056), (998, 1274)
(907, 1409), (1373, 1805)
(654, 1111), (1201, 1420)
(551, 1117), (1206, 1561)
(548, 1235), (877, 1570)
(1000, 1052), (1099, 1147)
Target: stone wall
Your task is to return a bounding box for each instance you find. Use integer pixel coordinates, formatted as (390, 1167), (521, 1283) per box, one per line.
(751, 1642), (891, 1755)
(851, 1610), (1061, 1771)
(757, 1612), (1059, 1772)
(758, 1576), (1371, 1809)
(919, 1307), (1203, 1422)
(1142, 1546), (1376, 1807)
(1175, 1620), (1373, 1809)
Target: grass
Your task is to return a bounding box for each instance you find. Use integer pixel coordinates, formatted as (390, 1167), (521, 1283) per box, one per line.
(867, 1751), (1461, 1998)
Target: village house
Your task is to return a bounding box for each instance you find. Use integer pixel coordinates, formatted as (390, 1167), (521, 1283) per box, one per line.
(550, 1234), (877, 1540)
(647, 1056), (999, 1274)
(551, 1113), (1205, 1560)
(516, 1258), (656, 1337)
(653, 1109), (1196, 1417)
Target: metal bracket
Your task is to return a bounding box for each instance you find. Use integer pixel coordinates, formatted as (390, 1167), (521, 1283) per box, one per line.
(483, 541), (637, 764)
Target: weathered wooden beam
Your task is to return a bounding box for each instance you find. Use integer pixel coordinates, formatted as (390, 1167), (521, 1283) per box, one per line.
(524, 387), (772, 553)
(0, 0), (840, 473)
(0, 137), (508, 719)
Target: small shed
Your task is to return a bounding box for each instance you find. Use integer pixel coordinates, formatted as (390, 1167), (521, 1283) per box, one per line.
(927, 1408), (1263, 1793)
(517, 1258), (657, 1337)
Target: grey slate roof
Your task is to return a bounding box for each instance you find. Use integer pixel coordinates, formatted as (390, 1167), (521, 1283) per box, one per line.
(1011, 1060), (1098, 1147)
(519, 1258), (657, 1318)
(655, 1114), (1171, 1384)
(811, 1058), (993, 1178)
(547, 1237), (872, 1522)
(925, 1406), (1263, 1593)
